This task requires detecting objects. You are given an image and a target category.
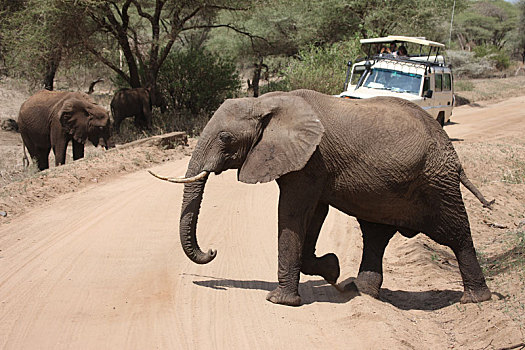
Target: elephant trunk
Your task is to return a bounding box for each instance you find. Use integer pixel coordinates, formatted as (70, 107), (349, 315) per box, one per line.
(179, 156), (216, 264)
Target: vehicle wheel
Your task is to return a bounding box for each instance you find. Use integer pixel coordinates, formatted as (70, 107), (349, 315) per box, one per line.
(437, 112), (445, 127)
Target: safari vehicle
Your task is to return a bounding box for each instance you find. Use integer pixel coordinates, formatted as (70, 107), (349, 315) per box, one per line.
(339, 36), (454, 126)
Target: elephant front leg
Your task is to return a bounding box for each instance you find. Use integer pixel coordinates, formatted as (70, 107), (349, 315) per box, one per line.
(53, 140), (69, 166)
(72, 140), (85, 160)
(300, 203), (340, 285)
(266, 226), (304, 306)
(345, 220), (396, 298)
(267, 176), (322, 306)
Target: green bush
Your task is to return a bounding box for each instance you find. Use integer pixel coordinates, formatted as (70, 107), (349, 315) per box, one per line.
(157, 48), (241, 135)
(446, 50), (494, 78)
(280, 40), (360, 95)
(474, 45), (511, 71)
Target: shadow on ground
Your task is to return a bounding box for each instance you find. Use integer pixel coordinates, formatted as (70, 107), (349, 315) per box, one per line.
(186, 273), (464, 309)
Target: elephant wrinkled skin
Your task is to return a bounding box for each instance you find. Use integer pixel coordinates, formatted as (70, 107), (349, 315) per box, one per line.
(164, 89), (493, 306)
(18, 90), (114, 171)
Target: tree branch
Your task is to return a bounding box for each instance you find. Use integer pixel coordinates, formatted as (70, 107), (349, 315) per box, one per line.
(84, 44), (130, 85)
(131, 0), (154, 23)
(181, 23), (268, 43)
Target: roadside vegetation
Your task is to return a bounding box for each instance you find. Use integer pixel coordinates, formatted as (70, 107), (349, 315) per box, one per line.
(1, 0), (524, 135)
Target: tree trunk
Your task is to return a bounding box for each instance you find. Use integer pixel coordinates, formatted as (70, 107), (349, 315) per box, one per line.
(252, 58), (267, 97)
(43, 53), (61, 91)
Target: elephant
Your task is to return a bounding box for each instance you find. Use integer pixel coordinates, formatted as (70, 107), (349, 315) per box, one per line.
(150, 89), (494, 307)
(18, 90), (114, 171)
(110, 87), (163, 133)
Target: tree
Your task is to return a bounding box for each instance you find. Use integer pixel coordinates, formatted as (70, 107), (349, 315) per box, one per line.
(57, 0), (248, 105)
(514, 0), (525, 63)
(208, 0), (465, 97)
(1, 0), (79, 89)
(454, 0), (518, 50)
(2, 0), (249, 94)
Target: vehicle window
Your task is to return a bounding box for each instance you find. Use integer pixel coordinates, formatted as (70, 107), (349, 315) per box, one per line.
(363, 68), (422, 95)
(422, 77), (430, 96)
(443, 73), (451, 91)
(351, 65), (366, 86)
(435, 73), (443, 92)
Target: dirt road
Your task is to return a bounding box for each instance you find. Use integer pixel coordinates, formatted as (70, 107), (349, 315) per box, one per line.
(1, 96), (524, 349)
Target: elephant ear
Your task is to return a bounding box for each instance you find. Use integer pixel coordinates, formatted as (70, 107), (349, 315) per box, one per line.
(59, 98), (89, 144)
(238, 94), (324, 184)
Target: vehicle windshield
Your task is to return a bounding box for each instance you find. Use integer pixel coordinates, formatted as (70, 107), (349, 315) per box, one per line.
(363, 68), (422, 95)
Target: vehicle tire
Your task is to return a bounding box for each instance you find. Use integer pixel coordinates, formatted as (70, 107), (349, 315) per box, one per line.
(437, 112), (445, 127)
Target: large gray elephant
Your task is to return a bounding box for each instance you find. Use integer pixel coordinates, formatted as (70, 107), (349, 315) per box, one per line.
(151, 89), (493, 307)
(110, 87), (159, 133)
(18, 90), (114, 171)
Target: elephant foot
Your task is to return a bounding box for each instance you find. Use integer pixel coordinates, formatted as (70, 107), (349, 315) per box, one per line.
(301, 253), (340, 285)
(266, 287), (301, 306)
(343, 271), (383, 299)
(460, 287), (492, 304)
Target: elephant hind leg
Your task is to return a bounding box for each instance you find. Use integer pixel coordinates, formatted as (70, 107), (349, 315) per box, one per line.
(428, 207), (491, 303)
(300, 202), (340, 285)
(452, 240), (492, 303)
(344, 219), (396, 298)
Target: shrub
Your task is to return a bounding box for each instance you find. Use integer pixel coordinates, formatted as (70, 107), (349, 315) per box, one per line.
(446, 50), (494, 78)
(473, 45), (511, 71)
(281, 40), (361, 95)
(157, 48), (241, 135)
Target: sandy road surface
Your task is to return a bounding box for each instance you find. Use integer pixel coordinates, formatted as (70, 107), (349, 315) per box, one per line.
(0, 97), (524, 349)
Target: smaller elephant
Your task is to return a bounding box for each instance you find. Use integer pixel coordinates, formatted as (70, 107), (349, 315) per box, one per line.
(110, 87), (156, 133)
(18, 90), (114, 170)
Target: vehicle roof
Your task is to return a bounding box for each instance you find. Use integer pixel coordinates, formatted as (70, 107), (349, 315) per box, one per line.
(360, 36), (445, 48)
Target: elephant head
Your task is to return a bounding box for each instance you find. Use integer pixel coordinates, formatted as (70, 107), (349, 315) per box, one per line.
(59, 96), (114, 149)
(152, 92), (324, 264)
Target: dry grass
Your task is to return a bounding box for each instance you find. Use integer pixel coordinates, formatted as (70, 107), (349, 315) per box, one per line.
(455, 76), (525, 104)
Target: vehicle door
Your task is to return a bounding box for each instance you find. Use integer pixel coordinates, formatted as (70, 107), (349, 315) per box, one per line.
(420, 72), (438, 119)
(432, 67), (453, 122)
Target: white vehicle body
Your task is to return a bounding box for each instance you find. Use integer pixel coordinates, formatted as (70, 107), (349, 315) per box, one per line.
(339, 36), (454, 126)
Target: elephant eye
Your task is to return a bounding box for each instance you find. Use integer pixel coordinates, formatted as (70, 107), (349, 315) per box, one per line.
(219, 132), (234, 145)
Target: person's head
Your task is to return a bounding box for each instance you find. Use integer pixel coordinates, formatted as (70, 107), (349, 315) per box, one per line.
(398, 45), (408, 56)
(389, 43), (397, 52)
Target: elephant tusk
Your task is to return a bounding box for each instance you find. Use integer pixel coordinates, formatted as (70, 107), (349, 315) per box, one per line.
(148, 170), (209, 183)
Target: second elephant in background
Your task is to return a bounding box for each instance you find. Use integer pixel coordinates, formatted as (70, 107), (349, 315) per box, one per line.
(110, 87), (155, 133)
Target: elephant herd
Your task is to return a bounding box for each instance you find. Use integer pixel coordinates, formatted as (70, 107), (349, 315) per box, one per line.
(18, 87), (155, 170)
(17, 86), (495, 308)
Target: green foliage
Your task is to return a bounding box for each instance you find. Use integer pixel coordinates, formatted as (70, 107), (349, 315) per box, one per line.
(282, 40), (360, 95)
(473, 45), (511, 70)
(454, 0), (519, 50)
(157, 48), (241, 135)
(511, 0), (525, 62)
(447, 50), (495, 78)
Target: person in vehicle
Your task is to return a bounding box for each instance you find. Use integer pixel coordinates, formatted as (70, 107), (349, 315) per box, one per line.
(397, 45), (408, 57)
(380, 43), (397, 56)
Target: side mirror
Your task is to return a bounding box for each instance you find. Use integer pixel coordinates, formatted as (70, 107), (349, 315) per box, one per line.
(424, 89), (433, 98)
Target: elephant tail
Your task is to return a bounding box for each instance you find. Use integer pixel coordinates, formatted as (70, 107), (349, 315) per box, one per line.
(459, 166), (495, 209)
(22, 140), (30, 168)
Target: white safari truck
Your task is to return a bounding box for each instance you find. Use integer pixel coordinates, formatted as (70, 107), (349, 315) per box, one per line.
(339, 36), (454, 126)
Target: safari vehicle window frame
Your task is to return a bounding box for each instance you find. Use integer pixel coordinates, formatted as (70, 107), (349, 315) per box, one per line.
(435, 73), (443, 92)
(443, 73), (452, 91)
